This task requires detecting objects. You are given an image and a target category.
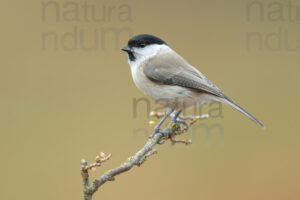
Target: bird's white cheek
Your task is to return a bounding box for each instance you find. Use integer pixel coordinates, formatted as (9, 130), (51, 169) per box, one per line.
(128, 61), (139, 81)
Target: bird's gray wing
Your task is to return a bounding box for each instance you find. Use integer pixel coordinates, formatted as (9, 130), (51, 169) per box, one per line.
(143, 52), (226, 98)
(143, 51), (265, 128)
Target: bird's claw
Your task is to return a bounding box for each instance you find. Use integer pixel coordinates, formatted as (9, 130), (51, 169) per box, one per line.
(150, 114), (191, 143)
(161, 129), (170, 139)
(157, 129), (170, 144)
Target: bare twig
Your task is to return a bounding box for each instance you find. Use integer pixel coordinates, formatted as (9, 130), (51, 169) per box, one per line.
(150, 111), (165, 118)
(81, 111), (209, 200)
(81, 133), (164, 200)
(170, 137), (192, 145)
(82, 153), (112, 172)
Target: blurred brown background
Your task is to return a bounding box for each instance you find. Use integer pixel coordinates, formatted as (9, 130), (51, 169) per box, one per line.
(1, 0), (299, 200)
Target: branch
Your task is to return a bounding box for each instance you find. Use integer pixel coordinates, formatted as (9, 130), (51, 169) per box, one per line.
(80, 112), (209, 200)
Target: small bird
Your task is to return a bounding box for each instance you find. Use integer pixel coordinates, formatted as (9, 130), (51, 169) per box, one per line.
(121, 34), (265, 136)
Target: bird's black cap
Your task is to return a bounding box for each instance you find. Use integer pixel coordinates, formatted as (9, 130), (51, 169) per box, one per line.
(127, 34), (167, 48)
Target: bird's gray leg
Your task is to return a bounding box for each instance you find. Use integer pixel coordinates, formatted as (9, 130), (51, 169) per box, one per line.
(170, 110), (189, 131)
(151, 107), (173, 138)
(170, 110), (181, 123)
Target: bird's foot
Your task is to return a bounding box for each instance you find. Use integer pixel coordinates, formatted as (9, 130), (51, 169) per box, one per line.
(151, 127), (170, 144)
(151, 126), (174, 144)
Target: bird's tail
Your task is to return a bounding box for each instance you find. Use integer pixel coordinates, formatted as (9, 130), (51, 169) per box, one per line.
(221, 98), (265, 129)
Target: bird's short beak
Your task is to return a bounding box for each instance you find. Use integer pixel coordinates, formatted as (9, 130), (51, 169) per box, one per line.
(121, 45), (131, 52)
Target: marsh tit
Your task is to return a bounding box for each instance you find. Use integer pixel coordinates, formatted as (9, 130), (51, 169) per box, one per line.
(121, 34), (265, 134)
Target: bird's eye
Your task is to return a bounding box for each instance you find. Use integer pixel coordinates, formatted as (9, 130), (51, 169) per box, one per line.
(140, 44), (146, 48)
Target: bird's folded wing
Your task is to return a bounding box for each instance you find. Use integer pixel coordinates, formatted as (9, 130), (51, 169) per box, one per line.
(143, 52), (226, 99)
